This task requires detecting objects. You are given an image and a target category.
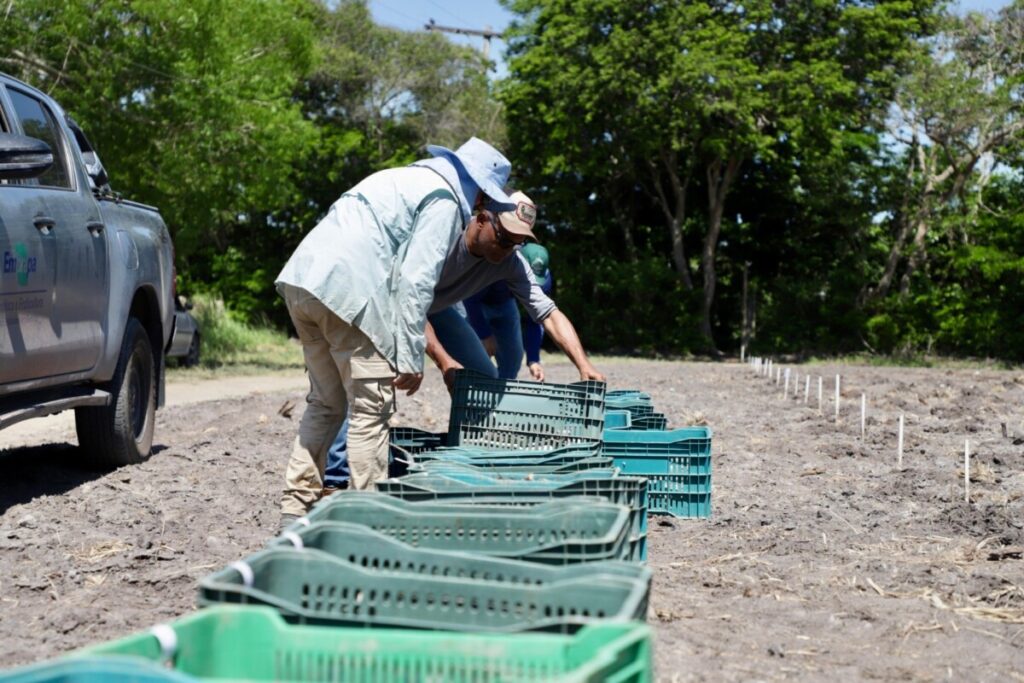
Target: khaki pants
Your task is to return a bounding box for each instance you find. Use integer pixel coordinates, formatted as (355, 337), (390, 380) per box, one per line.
(280, 284), (396, 516)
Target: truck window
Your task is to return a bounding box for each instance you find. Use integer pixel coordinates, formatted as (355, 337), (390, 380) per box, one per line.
(7, 87), (72, 189)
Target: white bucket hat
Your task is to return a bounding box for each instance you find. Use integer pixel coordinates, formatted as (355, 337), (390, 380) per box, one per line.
(426, 137), (513, 205)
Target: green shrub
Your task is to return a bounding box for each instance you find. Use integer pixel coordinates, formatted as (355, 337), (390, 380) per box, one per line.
(188, 294), (302, 369)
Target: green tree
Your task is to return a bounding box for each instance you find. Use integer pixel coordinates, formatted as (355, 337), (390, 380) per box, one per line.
(0, 0), (317, 265)
(867, 3), (1024, 301)
(501, 0), (938, 352)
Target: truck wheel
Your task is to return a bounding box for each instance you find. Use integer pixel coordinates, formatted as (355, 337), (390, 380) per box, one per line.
(76, 318), (156, 468)
(183, 333), (201, 368)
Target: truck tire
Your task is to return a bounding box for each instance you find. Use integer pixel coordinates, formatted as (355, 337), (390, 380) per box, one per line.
(75, 318), (156, 468)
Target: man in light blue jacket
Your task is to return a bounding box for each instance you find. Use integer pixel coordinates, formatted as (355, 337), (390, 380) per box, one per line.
(275, 138), (512, 524)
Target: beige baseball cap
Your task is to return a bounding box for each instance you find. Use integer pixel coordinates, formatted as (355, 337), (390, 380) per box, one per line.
(495, 191), (538, 241)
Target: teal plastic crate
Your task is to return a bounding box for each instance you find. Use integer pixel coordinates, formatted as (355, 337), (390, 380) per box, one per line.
(604, 410), (632, 429)
(198, 547), (651, 633)
(602, 428), (712, 518)
(602, 427), (713, 475)
(377, 473), (649, 537)
(0, 657), (197, 683)
(412, 443), (603, 468)
(292, 493), (642, 563)
(412, 467), (622, 485)
(627, 414), (668, 430)
(81, 605), (654, 682)
(604, 396), (654, 415)
(448, 370), (606, 450)
(390, 427), (446, 453)
(607, 389), (651, 400)
(648, 490), (711, 518)
(411, 455), (614, 474)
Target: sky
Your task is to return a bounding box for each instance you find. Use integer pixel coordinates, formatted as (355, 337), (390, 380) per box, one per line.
(368, 0), (1014, 77)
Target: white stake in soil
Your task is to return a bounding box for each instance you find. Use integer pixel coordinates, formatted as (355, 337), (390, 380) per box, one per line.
(964, 439), (971, 504)
(818, 376), (823, 413)
(860, 393), (866, 439)
(834, 375), (841, 422)
(804, 375), (810, 404)
(897, 414), (905, 468)
(784, 368), (790, 399)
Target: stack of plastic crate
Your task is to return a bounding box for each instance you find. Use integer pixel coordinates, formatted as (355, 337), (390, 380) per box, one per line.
(603, 427), (712, 518)
(605, 390), (669, 431)
(0, 373), (662, 683)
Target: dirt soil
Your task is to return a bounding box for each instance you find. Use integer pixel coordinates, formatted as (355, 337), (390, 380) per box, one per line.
(2, 359), (1023, 680)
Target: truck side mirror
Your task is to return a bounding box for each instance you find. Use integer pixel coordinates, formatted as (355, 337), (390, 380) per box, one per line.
(0, 133), (53, 180)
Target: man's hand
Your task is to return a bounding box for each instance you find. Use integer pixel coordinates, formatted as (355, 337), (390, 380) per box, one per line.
(578, 365), (606, 382)
(440, 360), (464, 394)
(393, 372), (423, 395)
(482, 335), (498, 358)
(528, 362), (545, 382)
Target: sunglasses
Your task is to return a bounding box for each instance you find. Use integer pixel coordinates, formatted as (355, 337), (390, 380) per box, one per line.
(482, 211), (527, 248)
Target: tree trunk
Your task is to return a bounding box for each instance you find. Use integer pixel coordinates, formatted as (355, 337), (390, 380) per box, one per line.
(648, 150), (694, 290)
(611, 190), (638, 264)
(868, 143), (919, 301)
(700, 156), (742, 354)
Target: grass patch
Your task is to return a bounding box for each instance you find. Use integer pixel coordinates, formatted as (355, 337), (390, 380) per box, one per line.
(167, 294), (302, 377)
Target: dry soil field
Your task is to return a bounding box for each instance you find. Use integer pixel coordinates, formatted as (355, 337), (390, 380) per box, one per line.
(1, 359), (1023, 681)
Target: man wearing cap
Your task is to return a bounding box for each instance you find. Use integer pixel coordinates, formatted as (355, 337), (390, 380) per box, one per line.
(275, 137), (513, 524)
(423, 191), (604, 385)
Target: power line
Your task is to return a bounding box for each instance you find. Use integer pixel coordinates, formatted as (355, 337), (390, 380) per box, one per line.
(424, 19), (504, 59)
(371, 0), (420, 25)
(422, 0), (464, 26)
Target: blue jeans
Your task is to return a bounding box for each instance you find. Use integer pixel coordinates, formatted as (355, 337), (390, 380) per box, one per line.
(324, 306), (496, 485)
(323, 415), (349, 487)
(477, 298), (523, 379)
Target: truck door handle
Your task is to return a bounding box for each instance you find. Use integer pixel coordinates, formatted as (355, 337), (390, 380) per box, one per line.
(86, 221), (105, 236)
(33, 216), (56, 235)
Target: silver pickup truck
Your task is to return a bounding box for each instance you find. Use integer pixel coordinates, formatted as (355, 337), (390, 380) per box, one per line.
(0, 73), (175, 467)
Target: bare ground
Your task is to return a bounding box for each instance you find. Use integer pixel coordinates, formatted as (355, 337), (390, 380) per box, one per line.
(1, 359), (1023, 680)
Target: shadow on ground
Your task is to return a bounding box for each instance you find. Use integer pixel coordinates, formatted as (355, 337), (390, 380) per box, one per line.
(0, 443), (167, 514)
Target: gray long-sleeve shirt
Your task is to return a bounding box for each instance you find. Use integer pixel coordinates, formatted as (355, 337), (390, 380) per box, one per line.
(428, 236), (557, 323)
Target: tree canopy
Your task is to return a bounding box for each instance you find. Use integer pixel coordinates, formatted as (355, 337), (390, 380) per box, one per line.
(2, 0), (1022, 361)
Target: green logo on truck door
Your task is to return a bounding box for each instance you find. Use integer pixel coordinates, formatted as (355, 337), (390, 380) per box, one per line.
(2, 243), (38, 286)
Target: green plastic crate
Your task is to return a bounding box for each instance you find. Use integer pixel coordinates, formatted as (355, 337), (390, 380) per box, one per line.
(0, 657), (198, 683)
(198, 547), (650, 633)
(448, 370), (606, 451)
(377, 473), (649, 537)
(266, 521), (647, 587)
(82, 605), (653, 682)
(292, 493), (641, 564)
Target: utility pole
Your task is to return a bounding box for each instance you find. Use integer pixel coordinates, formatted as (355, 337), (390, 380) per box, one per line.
(425, 19), (503, 60)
